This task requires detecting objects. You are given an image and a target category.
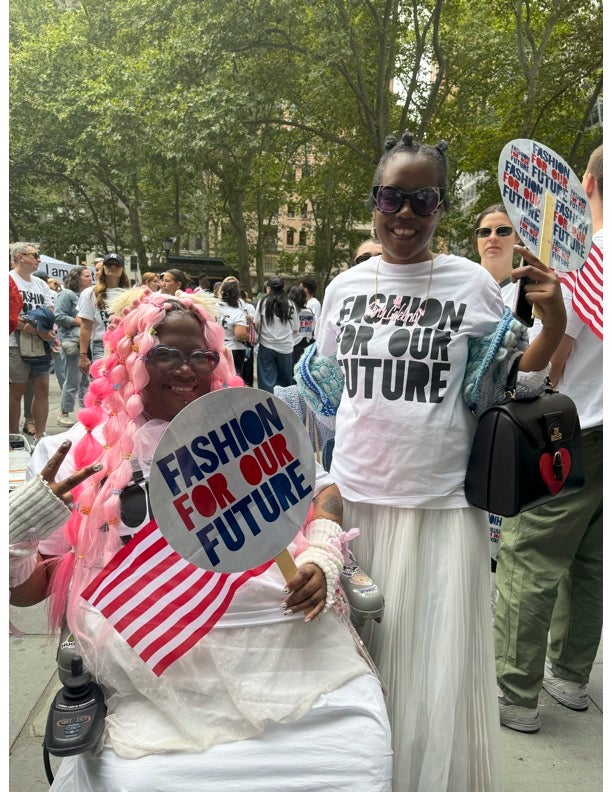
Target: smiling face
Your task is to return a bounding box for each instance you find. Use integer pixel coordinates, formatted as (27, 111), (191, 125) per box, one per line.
(374, 153), (442, 265)
(476, 210), (518, 282)
(143, 311), (214, 421)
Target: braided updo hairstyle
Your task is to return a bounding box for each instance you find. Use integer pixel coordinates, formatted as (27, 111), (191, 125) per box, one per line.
(368, 132), (450, 212)
(47, 287), (242, 631)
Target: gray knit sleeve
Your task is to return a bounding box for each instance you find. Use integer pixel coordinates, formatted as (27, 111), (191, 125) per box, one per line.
(9, 475), (71, 545)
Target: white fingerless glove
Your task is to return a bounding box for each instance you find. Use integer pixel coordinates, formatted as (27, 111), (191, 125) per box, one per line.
(515, 364), (551, 398)
(9, 475), (71, 587)
(295, 518), (344, 613)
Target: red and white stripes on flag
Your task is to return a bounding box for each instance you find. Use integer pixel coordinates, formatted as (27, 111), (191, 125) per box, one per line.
(558, 242), (603, 339)
(81, 520), (273, 676)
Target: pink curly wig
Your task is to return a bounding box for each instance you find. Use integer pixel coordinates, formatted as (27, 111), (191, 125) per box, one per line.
(47, 287), (242, 632)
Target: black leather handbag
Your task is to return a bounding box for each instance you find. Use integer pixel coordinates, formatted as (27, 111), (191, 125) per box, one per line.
(465, 382), (585, 518)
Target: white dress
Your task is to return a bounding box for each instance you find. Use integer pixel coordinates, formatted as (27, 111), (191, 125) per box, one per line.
(317, 254), (503, 792)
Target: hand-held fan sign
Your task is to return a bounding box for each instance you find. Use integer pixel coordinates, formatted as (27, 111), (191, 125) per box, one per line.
(149, 388), (315, 578)
(498, 139), (592, 271)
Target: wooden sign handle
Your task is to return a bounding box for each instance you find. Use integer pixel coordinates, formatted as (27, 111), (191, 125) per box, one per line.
(538, 191), (555, 266)
(275, 548), (298, 583)
(533, 190), (555, 319)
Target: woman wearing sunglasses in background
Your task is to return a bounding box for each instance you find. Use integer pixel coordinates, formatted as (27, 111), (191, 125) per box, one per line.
(476, 203), (521, 307)
(351, 237), (383, 267)
(10, 288), (392, 791)
(77, 253), (130, 375)
(316, 132), (566, 791)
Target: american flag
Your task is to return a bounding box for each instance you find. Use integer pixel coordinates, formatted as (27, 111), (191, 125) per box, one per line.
(81, 519), (273, 676)
(557, 242), (603, 339)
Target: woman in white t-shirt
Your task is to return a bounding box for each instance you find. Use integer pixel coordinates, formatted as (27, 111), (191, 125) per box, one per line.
(77, 253), (129, 374)
(316, 132), (566, 792)
(254, 276), (299, 393)
(220, 277), (256, 387)
(218, 280), (249, 379)
(287, 284), (315, 374)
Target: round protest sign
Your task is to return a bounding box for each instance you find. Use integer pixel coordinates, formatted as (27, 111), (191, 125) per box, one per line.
(498, 139), (592, 271)
(149, 387), (315, 573)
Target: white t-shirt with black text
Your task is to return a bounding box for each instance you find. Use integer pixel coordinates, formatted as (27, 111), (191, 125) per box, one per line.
(255, 298), (300, 354)
(77, 286), (125, 343)
(9, 271), (55, 349)
(218, 302), (248, 351)
(317, 254), (504, 508)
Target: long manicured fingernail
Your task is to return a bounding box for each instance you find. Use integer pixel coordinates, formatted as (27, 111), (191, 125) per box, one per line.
(61, 440), (71, 448)
(283, 609), (294, 616)
(93, 463), (103, 472)
(279, 602), (288, 611)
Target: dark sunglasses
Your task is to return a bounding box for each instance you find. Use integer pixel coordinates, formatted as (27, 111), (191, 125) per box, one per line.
(354, 252), (374, 266)
(372, 185), (444, 216)
(475, 225), (514, 239)
(27, 251), (41, 260)
(146, 345), (220, 375)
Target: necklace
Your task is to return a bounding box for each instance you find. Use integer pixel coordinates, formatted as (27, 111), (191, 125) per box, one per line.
(367, 256), (435, 324)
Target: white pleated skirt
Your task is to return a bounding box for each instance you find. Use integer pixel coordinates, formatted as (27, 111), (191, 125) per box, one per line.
(345, 502), (501, 792)
(50, 674), (392, 792)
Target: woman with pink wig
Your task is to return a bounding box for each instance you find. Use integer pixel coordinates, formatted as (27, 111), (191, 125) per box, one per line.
(10, 288), (391, 791)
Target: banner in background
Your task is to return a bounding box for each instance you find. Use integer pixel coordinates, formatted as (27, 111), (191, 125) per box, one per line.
(38, 254), (97, 283)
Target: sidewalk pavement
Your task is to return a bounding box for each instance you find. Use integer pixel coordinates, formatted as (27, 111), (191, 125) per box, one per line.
(9, 377), (604, 791)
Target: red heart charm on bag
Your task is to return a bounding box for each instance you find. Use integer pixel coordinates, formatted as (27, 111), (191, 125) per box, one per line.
(539, 448), (571, 494)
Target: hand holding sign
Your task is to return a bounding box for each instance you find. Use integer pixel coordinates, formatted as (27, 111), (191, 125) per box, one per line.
(498, 139), (592, 321)
(149, 387), (316, 581)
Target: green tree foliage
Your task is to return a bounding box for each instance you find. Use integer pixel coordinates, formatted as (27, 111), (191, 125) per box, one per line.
(10, 0), (602, 287)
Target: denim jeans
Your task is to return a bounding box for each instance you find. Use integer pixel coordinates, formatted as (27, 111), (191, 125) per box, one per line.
(60, 351), (89, 413)
(92, 340), (104, 360)
(52, 351), (65, 390)
(256, 344), (294, 393)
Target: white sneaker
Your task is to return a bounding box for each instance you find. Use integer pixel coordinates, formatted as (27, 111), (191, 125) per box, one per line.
(543, 659), (589, 710)
(57, 412), (75, 427)
(498, 686), (541, 732)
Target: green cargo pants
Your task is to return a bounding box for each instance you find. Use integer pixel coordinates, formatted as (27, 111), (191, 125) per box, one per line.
(494, 426), (603, 708)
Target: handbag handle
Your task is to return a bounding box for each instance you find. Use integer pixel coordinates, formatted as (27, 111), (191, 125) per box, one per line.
(505, 355), (555, 401)
(504, 356), (522, 399)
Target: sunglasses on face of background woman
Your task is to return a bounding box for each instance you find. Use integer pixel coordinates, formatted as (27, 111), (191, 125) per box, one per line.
(474, 226), (514, 239)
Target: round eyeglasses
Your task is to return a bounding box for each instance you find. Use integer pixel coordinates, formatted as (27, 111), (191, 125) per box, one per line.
(145, 345), (220, 375)
(475, 226), (514, 239)
(372, 185), (444, 216)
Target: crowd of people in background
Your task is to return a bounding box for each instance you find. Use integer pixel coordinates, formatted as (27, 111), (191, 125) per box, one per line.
(8, 139), (602, 792)
(8, 248), (331, 442)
